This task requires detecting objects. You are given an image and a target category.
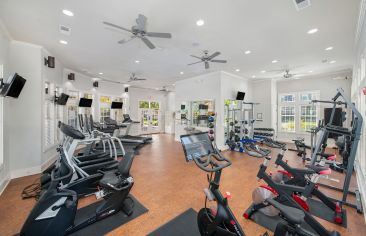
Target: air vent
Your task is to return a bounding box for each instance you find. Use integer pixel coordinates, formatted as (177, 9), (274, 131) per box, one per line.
(59, 25), (71, 35)
(293, 0), (311, 11)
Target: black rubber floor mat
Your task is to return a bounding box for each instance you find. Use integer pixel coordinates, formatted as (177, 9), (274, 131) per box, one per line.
(147, 208), (200, 236)
(307, 197), (347, 228)
(70, 195), (148, 236)
(244, 204), (317, 235)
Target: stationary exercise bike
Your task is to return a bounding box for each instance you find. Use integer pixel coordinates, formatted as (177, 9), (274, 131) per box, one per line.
(20, 143), (135, 235)
(181, 133), (303, 236)
(181, 132), (245, 236)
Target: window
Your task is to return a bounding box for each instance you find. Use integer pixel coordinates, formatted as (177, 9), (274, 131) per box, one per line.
(280, 94), (295, 102)
(67, 91), (79, 128)
(100, 95), (111, 123)
(300, 105), (317, 131)
(280, 106), (295, 132)
(278, 91), (319, 133)
(139, 101), (150, 108)
(83, 93), (93, 118)
(100, 107), (111, 123)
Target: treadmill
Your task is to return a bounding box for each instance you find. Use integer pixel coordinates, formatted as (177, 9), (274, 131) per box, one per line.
(118, 114), (152, 144)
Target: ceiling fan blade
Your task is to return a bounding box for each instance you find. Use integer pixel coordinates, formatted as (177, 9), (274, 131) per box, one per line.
(211, 59), (227, 63)
(118, 35), (136, 44)
(190, 55), (202, 60)
(205, 61), (210, 69)
(188, 61), (203, 66)
(146, 32), (172, 38)
(100, 78), (123, 84)
(103, 21), (132, 33)
(136, 14), (147, 31)
(141, 37), (155, 49)
(135, 78), (147, 81)
(208, 51), (220, 60)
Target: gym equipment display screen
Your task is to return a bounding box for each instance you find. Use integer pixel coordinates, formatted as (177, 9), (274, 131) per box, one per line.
(180, 132), (214, 162)
(78, 98), (93, 107)
(0, 73), (26, 98)
(57, 93), (69, 105)
(236, 91), (245, 101)
(111, 101), (123, 109)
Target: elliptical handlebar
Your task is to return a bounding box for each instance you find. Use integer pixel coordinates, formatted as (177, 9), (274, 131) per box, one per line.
(193, 152), (232, 172)
(51, 158), (73, 182)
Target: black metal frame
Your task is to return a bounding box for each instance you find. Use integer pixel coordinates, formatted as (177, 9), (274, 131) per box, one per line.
(310, 88), (363, 212)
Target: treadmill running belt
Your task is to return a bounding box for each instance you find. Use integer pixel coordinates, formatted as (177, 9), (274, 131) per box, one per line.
(70, 195), (148, 236)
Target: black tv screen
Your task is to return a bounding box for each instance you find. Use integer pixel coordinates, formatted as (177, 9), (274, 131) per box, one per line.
(57, 93), (69, 105)
(236, 91), (245, 101)
(111, 102), (123, 109)
(78, 98), (93, 107)
(0, 73), (26, 98)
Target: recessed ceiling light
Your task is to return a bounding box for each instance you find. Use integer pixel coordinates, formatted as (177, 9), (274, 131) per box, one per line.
(180, 71), (184, 75)
(244, 50), (251, 55)
(235, 69), (240, 72)
(272, 60), (278, 63)
(124, 84), (130, 87)
(307, 28), (318, 34)
(308, 70), (313, 73)
(98, 72), (103, 75)
(325, 46), (333, 51)
(59, 40), (68, 45)
(252, 75), (256, 78)
(62, 9), (74, 17)
(173, 84), (175, 86)
(261, 70), (266, 73)
(329, 60), (336, 64)
(196, 19), (204, 26)
(135, 60), (140, 64)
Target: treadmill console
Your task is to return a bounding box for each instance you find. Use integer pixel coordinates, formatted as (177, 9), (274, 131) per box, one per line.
(180, 132), (214, 162)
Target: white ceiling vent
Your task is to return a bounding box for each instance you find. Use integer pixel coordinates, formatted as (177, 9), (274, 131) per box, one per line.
(293, 0), (311, 11)
(59, 25), (71, 35)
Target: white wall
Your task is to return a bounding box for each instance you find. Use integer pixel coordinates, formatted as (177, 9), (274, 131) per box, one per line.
(250, 79), (273, 128)
(6, 41), (43, 177)
(0, 20), (11, 194)
(175, 71), (250, 149)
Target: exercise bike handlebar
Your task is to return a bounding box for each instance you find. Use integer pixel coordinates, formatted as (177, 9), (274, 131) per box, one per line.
(193, 153), (232, 172)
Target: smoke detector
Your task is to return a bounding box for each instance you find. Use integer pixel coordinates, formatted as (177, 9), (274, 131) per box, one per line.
(59, 25), (71, 35)
(293, 0), (311, 11)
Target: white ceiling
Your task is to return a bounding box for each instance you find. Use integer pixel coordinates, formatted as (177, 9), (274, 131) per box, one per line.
(0, 0), (360, 88)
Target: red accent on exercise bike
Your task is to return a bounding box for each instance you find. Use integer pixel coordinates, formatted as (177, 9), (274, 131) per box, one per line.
(277, 170), (293, 178)
(230, 220), (236, 225)
(335, 202), (342, 213)
(319, 169), (332, 175)
(259, 185), (278, 195)
(243, 213), (249, 219)
(363, 87), (366, 95)
(224, 192), (232, 199)
(292, 194), (309, 211)
(210, 208), (217, 216)
(285, 160), (288, 163)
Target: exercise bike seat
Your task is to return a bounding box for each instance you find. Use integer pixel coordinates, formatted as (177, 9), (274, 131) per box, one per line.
(266, 198), (305, 225)
(305, 165), (331, 175)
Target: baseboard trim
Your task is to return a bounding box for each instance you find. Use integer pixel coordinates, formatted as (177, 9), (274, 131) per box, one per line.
(41, 154), (58, 172)
(0, 174), (11, 195)
(10, 166), (41, 179)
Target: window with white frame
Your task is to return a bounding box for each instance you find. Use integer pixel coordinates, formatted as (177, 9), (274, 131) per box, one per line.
(100, 95), (111, 123)
(278, 91), (319, 133)
(113, 97), (124, 123)
(44, 82), (56, 149)
(67, 91), (79, 128)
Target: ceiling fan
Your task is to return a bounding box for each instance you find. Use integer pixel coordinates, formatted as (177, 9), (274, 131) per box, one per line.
(128, 73), (147, 82)
(103, 14), (172, 49)
(267, 65), (305, 79)
(158, 86), (169, 92)
(188, 50), (227, 69)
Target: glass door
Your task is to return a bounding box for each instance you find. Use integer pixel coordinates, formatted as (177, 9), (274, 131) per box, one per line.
(139, 100), (161, 134)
